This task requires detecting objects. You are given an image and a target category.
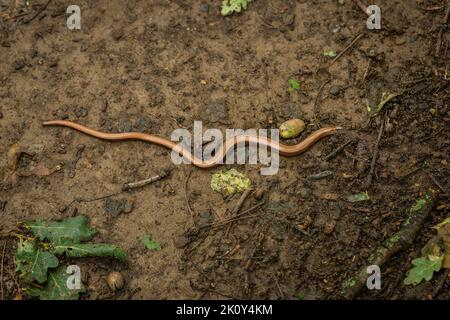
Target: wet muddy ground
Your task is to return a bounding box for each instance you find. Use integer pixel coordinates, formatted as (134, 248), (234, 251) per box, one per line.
(0, 0), (449, 299)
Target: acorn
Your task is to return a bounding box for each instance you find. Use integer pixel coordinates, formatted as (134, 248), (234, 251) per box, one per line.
(107, 271), (125, 291)
(279, 119), (306, 139)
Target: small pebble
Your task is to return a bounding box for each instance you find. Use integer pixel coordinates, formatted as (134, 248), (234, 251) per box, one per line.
(366, 48), (377, 58)
(324, 222), (335, 234)
(67, 206), (78, 217)
(101, 99), (108, 112)
(129, 71), (141, 80)
(297, 187), (312, 198)
(14, 59), (25, 70)
(123, 201), (134, 214)
(111, 29), (124, 41)
(200, 3), (209, 12)
(329, 86), (341, 97)
(173, 235), (191, 248)
(75, 107), (88, 118)
(76, 144), (85, 152)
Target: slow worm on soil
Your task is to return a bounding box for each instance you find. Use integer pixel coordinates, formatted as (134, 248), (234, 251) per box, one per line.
(43, 120), (342, 168)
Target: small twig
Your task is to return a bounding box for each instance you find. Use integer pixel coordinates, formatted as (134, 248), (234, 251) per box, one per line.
(226, 189), (253, 236)
(184, 169), (195, 217)
(64, 170), (169, 208)
(365, 117), (385, 188)
(1, 241), (6, 300)
(122, 170), (170, 191)
(212, 200), (265, 228)
(353, 0), (371, 17)
(324, 139), (355, 161)
(231, 189), (252, 216)
(313, 80), (330, 126)
(436, 3), (450, 57)
(329, 33), (364, 68)
(342, 192), (436, 298)
(427, 172), (448, 195)
(361, 59), (372, 84)
(23, 0), (51, 24)
(274, 277), (285, 299)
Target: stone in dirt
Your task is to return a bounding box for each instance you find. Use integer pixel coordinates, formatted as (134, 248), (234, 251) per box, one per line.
(104, 198), (134, 217)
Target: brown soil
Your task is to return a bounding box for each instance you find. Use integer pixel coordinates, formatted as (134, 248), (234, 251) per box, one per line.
(0, 0), (449, 300)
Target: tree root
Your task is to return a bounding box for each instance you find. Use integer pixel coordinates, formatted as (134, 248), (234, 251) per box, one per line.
(341, 190), (437, 299)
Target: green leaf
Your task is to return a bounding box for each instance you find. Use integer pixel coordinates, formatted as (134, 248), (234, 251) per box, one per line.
(27, 266), (86, 300)
(347, 192), (370, 202)
(14, 239), (59, 284)
(288, 79), (300, 92)
(50, 243), (127, 261)
(24, 215), (97, 245)
(404, 256), (443, 286)
(324, 50), (337, 58)
(142, 236), (161, 251)
(221, 0), (252, 16)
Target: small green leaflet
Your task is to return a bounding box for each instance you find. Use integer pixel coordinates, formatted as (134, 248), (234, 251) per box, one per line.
(23, 215), (97, 245)
(324, 50), (337, 58)
(221, 0), (252, 16)
(404, 256), (443, 286)
(410, 198), (427, 213)
(14, 239), (59, 284)
(27, 266), (86, 300)
(434, 217), (450, 229)
(347, 192), (370, 202)
(51, 243), (128, 261)
(288, 79), (300, 92)
(142, 236), (161, 251)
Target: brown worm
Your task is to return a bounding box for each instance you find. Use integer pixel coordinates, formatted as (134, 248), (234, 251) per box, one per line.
(43, 120), (341, 168)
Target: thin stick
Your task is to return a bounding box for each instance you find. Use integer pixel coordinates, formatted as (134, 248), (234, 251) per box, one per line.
(122, 170), (170, 191)
(23, 0), (52, 24)
(353, 0), (370, 17)
(365, 117), (385, 188)
(313, 80), (330, 126)
(226, 189), (254, 236)
(427, 172), (448, 194)
(231, 189), (252, 216)
(329, 33), (364, 68)
(184, 170), (195, 217)
(324, 139), (355, 161)
(1, 241), (6, 300)
(212, 200), (265, 228)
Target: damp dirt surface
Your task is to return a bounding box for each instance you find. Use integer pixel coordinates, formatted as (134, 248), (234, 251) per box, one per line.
(0, 0), (449, 300)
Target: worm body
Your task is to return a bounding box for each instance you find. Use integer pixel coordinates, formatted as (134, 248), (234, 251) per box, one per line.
(43, 120), (341, 168)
